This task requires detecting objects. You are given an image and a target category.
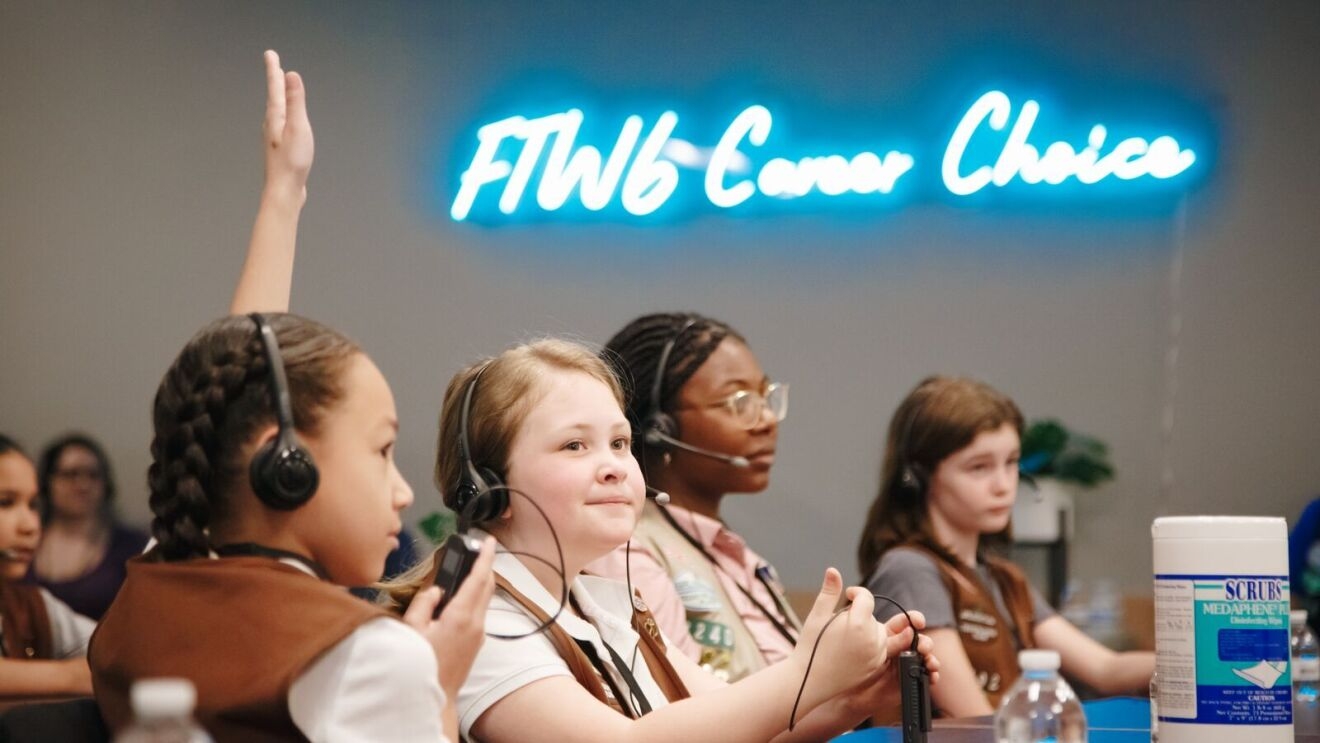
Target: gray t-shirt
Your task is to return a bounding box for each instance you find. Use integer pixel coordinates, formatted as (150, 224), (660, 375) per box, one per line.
(864, 547), (1054, 641)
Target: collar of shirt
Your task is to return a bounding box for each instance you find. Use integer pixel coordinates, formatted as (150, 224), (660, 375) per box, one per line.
(662, 504), (750, 567)
(204, 549), (318, 578)
(482, 531), (641, 648)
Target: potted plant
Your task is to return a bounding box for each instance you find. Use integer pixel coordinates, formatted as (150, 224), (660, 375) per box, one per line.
(1013, 419), (1116, 543)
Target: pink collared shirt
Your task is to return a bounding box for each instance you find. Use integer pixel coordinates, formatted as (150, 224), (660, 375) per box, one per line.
(586, 504), (798, 667)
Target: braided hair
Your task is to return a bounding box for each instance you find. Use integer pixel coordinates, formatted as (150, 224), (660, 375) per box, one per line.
(147, 313), (359, 561)
(602, 312), (745, 461)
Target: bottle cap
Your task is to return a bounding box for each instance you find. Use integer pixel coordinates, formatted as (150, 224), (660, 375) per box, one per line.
(1151, 515), (1286, 541)
(1018, 649), (1062, 671)
(130, 678), (197, 720)
(1292, 609), (1309, 626)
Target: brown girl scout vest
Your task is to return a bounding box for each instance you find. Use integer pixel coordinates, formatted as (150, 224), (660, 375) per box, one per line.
(903, 542), (1038, 709)
(90, 556), (386, 742)
(0, 579), (54, 660)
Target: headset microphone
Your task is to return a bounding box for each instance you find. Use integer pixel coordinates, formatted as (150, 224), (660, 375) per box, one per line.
(644, 486), (671, 506)
(644, 427), (750, 469)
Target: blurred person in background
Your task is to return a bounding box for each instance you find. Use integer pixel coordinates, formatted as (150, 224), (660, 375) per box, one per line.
(34, 433), (148, 619)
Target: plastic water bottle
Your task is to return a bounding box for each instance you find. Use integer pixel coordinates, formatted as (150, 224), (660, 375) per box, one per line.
(115, 678), (214, 743)
(994, 649), (1088, 743)
(1291, 609), (1319, 705)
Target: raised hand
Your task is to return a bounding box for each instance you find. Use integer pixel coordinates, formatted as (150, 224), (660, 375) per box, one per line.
(230, 50), (315, 314)
(262, 50), (314, 205)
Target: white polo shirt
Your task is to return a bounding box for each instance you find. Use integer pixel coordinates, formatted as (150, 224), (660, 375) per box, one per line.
(457, 542), (672, 739)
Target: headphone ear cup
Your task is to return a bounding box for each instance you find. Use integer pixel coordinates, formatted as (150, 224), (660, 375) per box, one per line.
(454, 467), (510, 524)
(250, 439), (319, 511)
(644, 412), (678, 447)
(898, 463), (926, 498)
(470, 467), (509, 522)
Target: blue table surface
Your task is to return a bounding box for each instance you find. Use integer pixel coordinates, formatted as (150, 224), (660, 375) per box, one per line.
(835, 698), (1152, 742)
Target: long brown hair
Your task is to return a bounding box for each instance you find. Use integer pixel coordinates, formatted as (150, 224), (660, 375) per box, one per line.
(856, 376), (1024, 581)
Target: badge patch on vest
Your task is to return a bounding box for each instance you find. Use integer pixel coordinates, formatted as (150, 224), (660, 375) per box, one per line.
(674, 570), (723, 613)
(688, 618), (736, 650)
(958, 608), (1000, 643)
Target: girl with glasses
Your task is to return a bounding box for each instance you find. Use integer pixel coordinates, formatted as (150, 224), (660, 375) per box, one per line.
(585, 313), (800, 683)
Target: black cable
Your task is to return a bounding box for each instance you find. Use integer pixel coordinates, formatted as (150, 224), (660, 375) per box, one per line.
(787, 594), (920, 731)
(454, 484), (570, 641)
(655, 503), (800, 646)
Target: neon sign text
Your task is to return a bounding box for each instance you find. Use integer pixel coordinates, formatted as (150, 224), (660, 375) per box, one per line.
(451, 91), (1202, 222)
(942, 91), (1197, 196)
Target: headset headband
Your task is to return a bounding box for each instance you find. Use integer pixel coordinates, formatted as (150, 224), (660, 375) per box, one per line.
(648, 317), (698, 420)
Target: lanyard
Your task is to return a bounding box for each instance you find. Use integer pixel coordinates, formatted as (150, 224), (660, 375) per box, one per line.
(570, 598), (653, 717)
(656, 505), (799, 647)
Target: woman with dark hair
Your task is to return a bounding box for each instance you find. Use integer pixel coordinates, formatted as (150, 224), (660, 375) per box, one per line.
(34, 433), (148, 619)
(858, 376), (1152, 718)
(585, 312), (800, 683)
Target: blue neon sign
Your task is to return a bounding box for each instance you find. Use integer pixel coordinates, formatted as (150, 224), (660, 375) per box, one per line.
(450, 90), (1204, 223)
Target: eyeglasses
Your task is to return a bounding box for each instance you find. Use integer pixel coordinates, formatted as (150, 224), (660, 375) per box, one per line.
(681, 382), (789, 429)
(51, 467), (103, 482)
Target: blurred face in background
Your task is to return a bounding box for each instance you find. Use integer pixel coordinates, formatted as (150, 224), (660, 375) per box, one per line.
(47, 445), (107, 521)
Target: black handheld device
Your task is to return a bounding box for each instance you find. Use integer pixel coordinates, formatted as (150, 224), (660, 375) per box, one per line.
(899, 650), (931, 743)
(432, 533), (484, 619)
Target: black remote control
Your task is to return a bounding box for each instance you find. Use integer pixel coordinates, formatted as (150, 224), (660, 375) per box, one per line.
(432, 533), (484, 619)
(899, 650), (931, 743)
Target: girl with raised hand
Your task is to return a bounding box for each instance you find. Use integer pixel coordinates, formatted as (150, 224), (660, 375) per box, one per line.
(387, 340), (934, 742)
(0, 434), (96, 697)
(87, 52), (495, 742)
(858, 376), (1153, 718)
(586, 312), (802, 684)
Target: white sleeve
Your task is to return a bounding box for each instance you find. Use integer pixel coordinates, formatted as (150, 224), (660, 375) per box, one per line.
(288, 616), (450, 743)
(457, 594), (574, 740)
(38, 588), (95, 659)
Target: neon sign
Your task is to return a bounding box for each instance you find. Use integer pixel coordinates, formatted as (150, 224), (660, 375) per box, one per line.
(450, 90), (1202, 223)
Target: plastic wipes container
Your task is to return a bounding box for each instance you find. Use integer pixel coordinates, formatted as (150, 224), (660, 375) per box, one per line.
(1152, 516), (1292, 743)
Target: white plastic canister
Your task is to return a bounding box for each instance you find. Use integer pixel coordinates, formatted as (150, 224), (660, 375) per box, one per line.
(1152, 516), (1293, 742)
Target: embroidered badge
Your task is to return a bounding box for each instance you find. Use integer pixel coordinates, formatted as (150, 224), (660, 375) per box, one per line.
(674, 570), (723, 613)
(958, 608), (1000, 643)
(688, 618), (736, 650)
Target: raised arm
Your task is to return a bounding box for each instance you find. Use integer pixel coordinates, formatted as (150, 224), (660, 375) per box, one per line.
(230, 50), (314, 315)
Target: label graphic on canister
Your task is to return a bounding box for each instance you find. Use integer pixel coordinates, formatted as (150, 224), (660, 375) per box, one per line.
(1155, 574), (1291, 725)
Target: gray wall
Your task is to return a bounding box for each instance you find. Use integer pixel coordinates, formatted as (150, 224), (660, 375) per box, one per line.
(2, 1), (1317, 593)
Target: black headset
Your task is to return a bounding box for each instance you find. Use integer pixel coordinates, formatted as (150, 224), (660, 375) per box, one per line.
(642, 317), (698, 449)
(894, 398), (928, 499)
(451, 362), (509, 525)
(248, 313), (320, 510)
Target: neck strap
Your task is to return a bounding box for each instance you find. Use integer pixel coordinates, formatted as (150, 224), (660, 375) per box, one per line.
(214, 542), (331, 582)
